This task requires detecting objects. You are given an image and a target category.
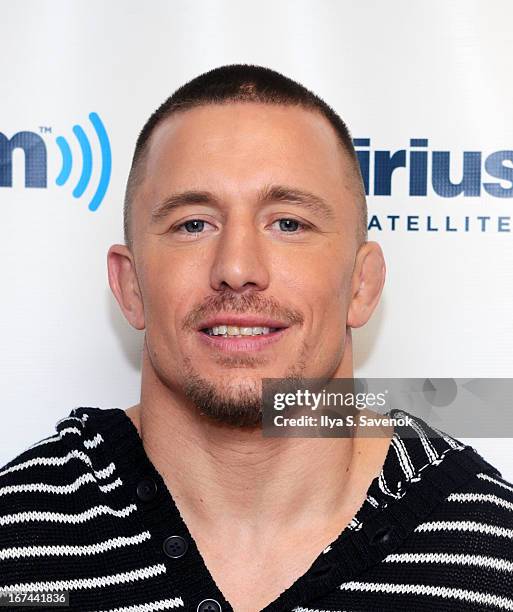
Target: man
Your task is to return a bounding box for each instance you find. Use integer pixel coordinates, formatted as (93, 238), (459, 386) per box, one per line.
(0, 64), (512, 612)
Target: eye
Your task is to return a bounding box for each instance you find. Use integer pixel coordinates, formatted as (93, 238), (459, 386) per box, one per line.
(272, 218), (311, 233)
(182, 219), (205, 233)
(173, 219), (214, 234)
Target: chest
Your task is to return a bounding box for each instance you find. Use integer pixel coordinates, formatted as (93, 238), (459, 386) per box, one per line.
(206, 556), (312, 612)
(194, 530), (340, 612)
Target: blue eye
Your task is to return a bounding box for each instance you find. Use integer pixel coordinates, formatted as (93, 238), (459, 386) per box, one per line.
(171, 217), (311, 237)
(182, 220), (205, 233)
(274, 218), (310, 232)
(278, 219), (301, 232)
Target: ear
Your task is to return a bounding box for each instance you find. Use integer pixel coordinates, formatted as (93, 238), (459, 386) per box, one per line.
(347, 241), (386, 328)
(107, 244), (145, 330)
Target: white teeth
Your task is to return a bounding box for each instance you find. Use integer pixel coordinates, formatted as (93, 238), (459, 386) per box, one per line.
(207, 325), (273, 336)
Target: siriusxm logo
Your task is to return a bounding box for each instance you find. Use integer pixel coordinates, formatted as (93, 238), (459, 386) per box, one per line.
(0, 112), (111, 211)
(354, 138), (513, 198)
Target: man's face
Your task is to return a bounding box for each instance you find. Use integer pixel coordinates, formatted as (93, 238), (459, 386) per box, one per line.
(129, 102), (362, 427)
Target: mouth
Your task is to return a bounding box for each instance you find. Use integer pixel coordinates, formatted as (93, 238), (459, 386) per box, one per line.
(197, 324), (290, 353)
(201, 325), (282, 337)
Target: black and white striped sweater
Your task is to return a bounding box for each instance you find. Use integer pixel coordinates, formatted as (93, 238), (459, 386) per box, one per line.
(0, 406), (512, 611)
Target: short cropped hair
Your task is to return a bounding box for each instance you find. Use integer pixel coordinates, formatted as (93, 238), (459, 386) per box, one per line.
(123, 63), (367, 250)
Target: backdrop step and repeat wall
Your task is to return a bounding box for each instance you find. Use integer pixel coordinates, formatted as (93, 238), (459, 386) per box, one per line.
(1, 1), (512, 478)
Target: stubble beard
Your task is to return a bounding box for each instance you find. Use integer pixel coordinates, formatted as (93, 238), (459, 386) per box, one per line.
(182, 340), (310, 429)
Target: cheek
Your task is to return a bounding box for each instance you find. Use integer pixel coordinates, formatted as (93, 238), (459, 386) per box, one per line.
(139, 255), (196, 328)
(278, 253), (349, 300)
(274, 256), (350, 333)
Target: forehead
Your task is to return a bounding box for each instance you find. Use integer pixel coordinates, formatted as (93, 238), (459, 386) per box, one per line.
(148, 101), (342, 152)
(130, 103), (362, 243)
(141, 102), (350, 190)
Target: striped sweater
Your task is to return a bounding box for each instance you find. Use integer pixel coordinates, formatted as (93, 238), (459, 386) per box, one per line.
(0, 406), (512, 611)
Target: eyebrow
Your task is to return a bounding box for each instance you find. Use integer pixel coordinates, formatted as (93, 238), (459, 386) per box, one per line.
(150, 184), (336, 223)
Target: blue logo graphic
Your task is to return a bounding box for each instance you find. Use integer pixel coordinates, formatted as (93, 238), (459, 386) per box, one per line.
(352, 139), (512, 233)
(0, 112), (111, 211)
(55, 112), (111, 211)
(353, 138), (513, 198)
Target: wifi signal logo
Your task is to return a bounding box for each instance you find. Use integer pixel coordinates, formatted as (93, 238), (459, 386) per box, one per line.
(55, 112), (111, 211)
(0, 111), (111, 212)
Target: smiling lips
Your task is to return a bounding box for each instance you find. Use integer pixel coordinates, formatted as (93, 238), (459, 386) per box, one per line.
(203, 325), (277, 337)
(197, 318), (290, 352)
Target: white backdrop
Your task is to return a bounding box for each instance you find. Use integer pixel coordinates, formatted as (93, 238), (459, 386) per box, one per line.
(1, 0), (511, 478)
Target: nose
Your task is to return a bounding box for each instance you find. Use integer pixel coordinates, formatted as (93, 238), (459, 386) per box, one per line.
(209, 216), (270, 293)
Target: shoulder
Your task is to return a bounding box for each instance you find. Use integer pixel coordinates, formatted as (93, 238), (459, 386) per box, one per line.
(420, 458), (513, 541)
(0, 409), (104, 497)
(0, 408), (132, 588)
(363, 410), (513, 604)
(393, 451), (513, 604)
(345, 446), (513, 609)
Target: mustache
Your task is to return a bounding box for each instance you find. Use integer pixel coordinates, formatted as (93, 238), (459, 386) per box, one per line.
(182, 292), (304, 331)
